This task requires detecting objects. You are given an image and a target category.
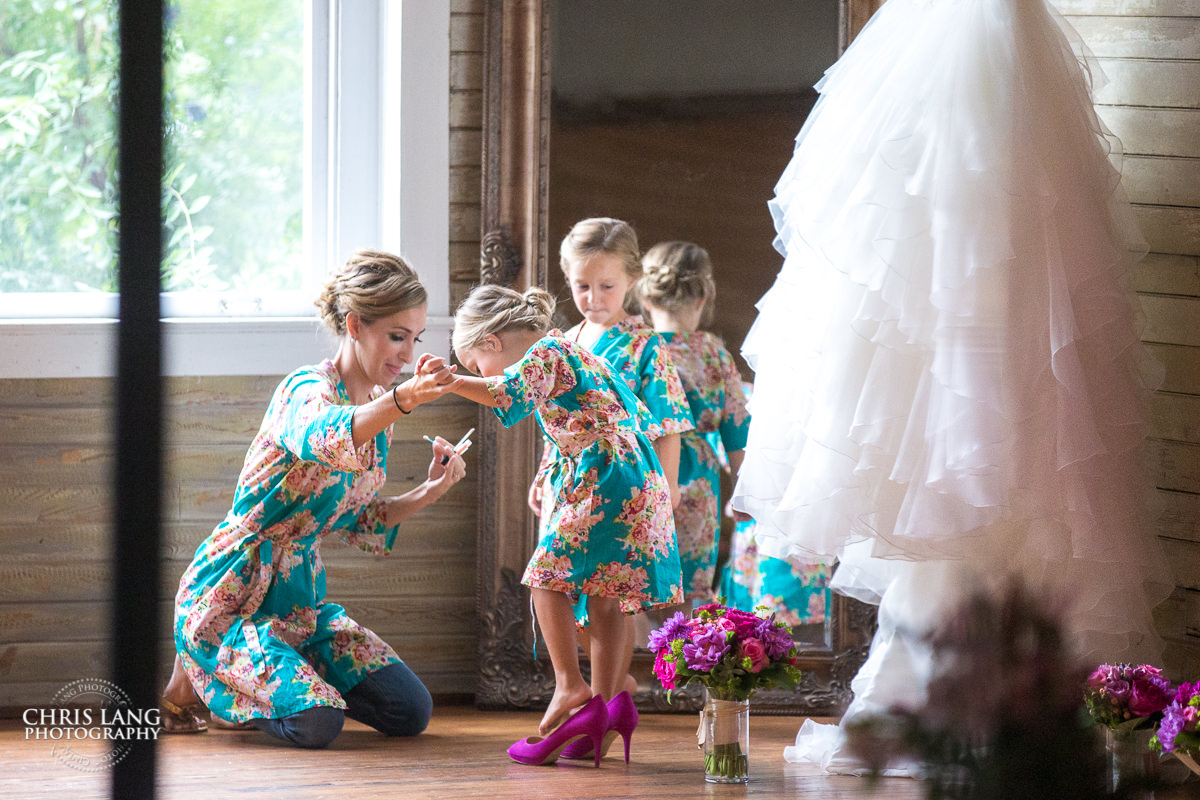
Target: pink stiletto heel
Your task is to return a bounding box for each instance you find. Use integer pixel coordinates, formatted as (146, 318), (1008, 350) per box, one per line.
(506, 694), (609, 767)
(560, 691), (639, 762)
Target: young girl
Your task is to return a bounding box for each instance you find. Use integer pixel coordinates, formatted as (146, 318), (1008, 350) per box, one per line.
(447, 284), (682, 755)
(550, 217), (694, 702)
(638, 241), (751, 601)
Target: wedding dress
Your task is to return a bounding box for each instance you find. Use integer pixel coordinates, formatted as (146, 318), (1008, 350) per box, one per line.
(731, 0), (1174, 774)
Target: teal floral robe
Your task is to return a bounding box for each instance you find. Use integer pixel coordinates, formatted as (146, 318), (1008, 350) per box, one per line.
(719, 519), (833, 629)
(563, 315), (693, 622)
(174, 360), (406, 723)
(487, 333), (683, 615)
(569, 315), (694, 441)
(659, 331), (750, 599)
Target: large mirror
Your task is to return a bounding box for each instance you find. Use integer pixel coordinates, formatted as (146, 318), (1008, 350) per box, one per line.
(476, 0), (882, 715)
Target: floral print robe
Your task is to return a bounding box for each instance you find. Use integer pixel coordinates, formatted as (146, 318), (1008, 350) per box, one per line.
(659, 331), (750, 599)
(174, 360), (405, 723)
(564, 315), (693, 621)
(486, 333), (683, 616)
(719, 518), (833, 629)
(569, 315), (694, 441)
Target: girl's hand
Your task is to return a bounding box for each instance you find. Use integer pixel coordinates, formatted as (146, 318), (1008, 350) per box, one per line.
(527, 477), (543, 516)
(400, 354), (463, 410)
(415, 353), (458, 385)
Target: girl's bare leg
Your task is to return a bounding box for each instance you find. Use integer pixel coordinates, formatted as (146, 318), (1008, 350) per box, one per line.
(579, 617), (638, 696)
(533, 588), (594, 735)
(586, 596), (629, 702)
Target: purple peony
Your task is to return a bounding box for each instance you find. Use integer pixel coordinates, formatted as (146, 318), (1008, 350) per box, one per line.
(682, 624), (730, 671)
(754, 617), (794, 660)
(647, 611), (689, 654)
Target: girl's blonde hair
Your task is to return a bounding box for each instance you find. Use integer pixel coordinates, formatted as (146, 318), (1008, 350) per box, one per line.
(452, 284), (556, 356)
(639, 241), (716, 326)
(559, 217), (642, 313)
(316, 250), (427, 336)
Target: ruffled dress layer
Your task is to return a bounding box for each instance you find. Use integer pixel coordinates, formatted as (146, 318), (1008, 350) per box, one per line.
(730, 0), (1174, 772)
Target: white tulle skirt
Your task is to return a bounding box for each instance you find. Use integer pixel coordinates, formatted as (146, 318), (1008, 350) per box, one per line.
(730, 0), (1174, 774)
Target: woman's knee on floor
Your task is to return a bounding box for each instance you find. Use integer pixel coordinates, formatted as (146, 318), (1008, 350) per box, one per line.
(252, 706), (345, 749)
(344, 662), (432, 736)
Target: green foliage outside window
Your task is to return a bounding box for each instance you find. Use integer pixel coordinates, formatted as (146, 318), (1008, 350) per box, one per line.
(0, 0), (304, 296)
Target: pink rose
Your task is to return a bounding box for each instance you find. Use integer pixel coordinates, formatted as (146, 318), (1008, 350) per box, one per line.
(739, 638), (769, 674)
(653, 652), (676, 690)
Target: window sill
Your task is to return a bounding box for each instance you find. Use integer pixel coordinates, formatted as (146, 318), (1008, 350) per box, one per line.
(0, 315), (454, 379)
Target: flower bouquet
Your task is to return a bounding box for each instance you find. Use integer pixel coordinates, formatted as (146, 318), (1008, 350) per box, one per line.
(647, 602), (802, 783)
(1083, 663), (1173, 792)
(1084, 663), (1173, 735)
(1150, 681), (1200, 776)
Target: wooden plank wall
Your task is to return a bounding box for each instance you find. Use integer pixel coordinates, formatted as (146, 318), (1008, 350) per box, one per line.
(0, 0), (488, 711)
(450, 0), (485, 307)
(1053, 0), (1200, 676)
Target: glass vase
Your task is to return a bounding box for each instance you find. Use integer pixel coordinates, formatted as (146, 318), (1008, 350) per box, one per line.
(700, 689), (749, 783)
(1106, 726), (1158, 795)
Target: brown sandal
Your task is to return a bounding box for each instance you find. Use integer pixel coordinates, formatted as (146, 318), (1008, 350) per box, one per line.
(161, 696), (209, 734)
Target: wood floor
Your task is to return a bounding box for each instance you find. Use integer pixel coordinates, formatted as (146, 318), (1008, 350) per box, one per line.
(2, 706), (905, 799)
(3, 705), (1198, 799)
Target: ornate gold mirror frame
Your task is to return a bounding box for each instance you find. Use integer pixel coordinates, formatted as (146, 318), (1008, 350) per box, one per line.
(475, 0), (882, 715)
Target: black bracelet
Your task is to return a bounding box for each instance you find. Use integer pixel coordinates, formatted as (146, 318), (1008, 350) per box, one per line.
(393, 384), (410, 414)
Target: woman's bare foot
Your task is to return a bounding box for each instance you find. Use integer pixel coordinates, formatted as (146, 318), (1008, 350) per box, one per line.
(622, 673), (637, 696)
(539, 685), (593, 736)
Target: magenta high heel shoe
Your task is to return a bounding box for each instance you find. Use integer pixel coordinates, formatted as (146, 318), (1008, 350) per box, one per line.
(559, 691), (639, 762)
(506, 694), (609, 767)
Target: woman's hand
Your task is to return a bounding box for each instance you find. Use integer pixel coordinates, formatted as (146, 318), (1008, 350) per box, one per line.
(394, 354), (463, 412)
(527, 476), (544, 516)
(382, 438), (466, 526)
(425, 436), (466, 499)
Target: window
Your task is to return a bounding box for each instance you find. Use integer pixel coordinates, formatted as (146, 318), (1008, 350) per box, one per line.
(0, 0), (450, 377)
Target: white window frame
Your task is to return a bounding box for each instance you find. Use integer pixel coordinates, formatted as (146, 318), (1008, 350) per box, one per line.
(0, 0), (450, 378)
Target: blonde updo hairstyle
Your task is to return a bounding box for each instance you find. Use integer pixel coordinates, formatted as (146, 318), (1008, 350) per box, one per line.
(452, 284), (556, 359)
(559, 217), (642, 313)
(316, 250), (427, 337)
(639, 241), (716, 326)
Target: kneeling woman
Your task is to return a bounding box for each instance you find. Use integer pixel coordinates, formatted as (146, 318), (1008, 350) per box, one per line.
(161, 250), (466, 748)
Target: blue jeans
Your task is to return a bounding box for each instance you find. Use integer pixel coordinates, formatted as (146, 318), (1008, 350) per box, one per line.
(251, 661), (432, 749)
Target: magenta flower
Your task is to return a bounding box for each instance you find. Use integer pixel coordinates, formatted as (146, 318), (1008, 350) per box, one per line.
(1128, 665), (1172, 716)
(653, 651), (677, 690)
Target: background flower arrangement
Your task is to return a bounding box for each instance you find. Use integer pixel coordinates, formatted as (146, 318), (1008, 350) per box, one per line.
(843, 583), (1111, 800)
(1083, 663), (1172, 735)
(1150, 682), (1200, 773)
